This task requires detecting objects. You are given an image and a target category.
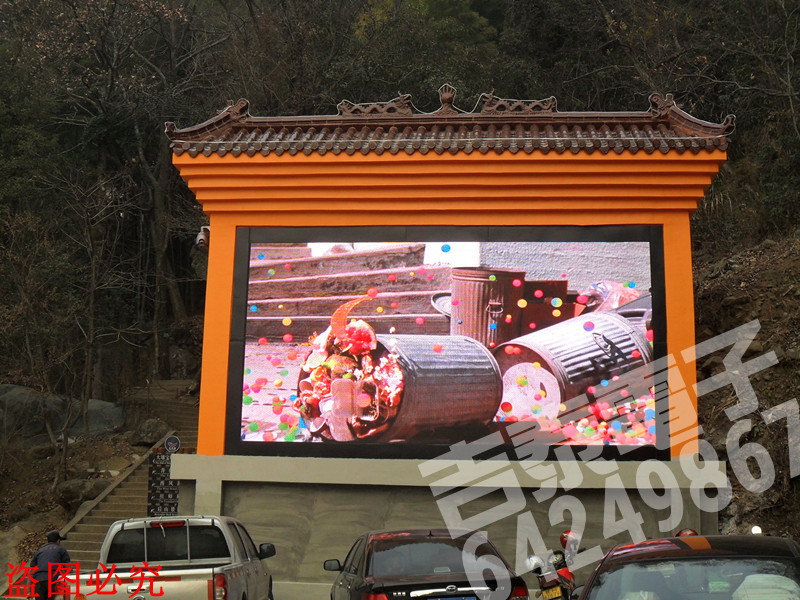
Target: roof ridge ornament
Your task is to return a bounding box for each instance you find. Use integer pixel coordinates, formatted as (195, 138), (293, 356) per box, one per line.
(222, 98), (250, 121)
(434, 83), (459, 115)
(649, 92), (736, 134)
(480, 93), (557, 114)
(719, 114), (736, 134)
(337, 94), (413, 116)
(648, 93), (677, 118)
(165, 98), (249, 137)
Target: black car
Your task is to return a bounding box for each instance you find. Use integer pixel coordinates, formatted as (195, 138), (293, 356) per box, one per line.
(577, 534), (800, 600)
(323, 528), (530, 600)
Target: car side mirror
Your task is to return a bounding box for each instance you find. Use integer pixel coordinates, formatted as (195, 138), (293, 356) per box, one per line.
(324, 559), (343, 572)
(570, 584), (584, 599)
(259, 543), (276, 559)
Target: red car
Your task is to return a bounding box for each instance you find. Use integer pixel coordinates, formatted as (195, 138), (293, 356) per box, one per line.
(577, 534), (800, 600)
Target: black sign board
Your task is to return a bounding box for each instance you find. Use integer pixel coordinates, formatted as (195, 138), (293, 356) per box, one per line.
(147, 448), (180, 516)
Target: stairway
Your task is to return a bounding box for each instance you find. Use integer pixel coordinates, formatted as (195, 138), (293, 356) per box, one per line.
(246, 242), (451, 340)
(61, 379), (198, 567)
(241, 243), (452, 442)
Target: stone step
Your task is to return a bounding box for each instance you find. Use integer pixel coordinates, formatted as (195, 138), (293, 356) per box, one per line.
(150, 415), (197, 426)
(99, 489), (147, 500)
(151, 407), (196, 417)
(100, 495), (147, 506)
(77, 517), (129, 530)
(128, 380), (196, 398)
(85, 508), (148, 520)
(131, 379), (195, 390)
(168, 428), (197, 435)
(247, 264), (450, 299)
(146, 398), (196, 407)
(115, 482), (147, 490)
(68, 523), (115, 534)
(64, 550), (99, 566)
(120, 478), (149, 487)
(152, 419), (198, 429)
(249, 245), (313, 261)
(66, 527), (109, 538)
(149, 399), (196, 408)
(64, 532), (105, 554)
(246, 312), (450, 339)
(165, 425), (198, 433)
(83, 504), (145, 516)
(248, 243), (425, 280)
(166, 415), (198, 422)
(248, 289), (448, 317)
(152, 418), (197, 427)
(90, 507), (147, 519)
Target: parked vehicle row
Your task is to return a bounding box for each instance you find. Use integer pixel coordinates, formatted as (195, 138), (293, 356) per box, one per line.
(50, 515), (800, 600)
(324, 528), (800, 600)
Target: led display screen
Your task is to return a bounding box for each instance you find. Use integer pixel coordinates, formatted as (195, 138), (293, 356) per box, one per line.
(226, 226), (668, 459)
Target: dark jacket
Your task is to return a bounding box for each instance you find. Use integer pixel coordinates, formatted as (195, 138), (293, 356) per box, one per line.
(30, 542), (71, 582)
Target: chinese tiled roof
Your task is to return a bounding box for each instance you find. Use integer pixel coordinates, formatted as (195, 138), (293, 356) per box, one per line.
(165, 85), (734, 158)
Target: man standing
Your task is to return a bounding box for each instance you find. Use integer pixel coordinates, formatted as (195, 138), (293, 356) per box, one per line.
(30, 530), (70, 599)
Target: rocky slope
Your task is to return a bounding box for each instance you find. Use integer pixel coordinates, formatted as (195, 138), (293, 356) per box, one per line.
(693, 234), (800, 536)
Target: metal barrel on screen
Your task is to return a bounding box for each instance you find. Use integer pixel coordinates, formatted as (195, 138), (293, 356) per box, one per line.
(492, 312), (653, 422)
(372, 334), (503, 441)
(449, 267), (526, 348)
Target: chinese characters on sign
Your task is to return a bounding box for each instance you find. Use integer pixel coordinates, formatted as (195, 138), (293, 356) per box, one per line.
(148, 449), (179, 517)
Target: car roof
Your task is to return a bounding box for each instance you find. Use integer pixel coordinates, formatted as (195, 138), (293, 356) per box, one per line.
(602, 535), (800, 564)
(364, 528), (483, 544)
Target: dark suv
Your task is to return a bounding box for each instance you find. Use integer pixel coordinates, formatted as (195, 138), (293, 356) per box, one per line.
(324, 528), (530, 600)
(578, 534), (800, 600)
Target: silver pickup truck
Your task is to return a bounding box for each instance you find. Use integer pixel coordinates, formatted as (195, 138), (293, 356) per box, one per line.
(75, 515), (276, 600)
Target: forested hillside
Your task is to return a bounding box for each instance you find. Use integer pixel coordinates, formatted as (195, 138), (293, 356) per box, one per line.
(1, 0), (798, 526)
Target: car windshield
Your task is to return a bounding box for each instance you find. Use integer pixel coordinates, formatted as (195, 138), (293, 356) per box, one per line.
(585, 557), (800, 600)
(368, 538), (501, 578)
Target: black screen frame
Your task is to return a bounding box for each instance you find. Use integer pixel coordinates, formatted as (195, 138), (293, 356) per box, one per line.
(225, 225), (669, 461)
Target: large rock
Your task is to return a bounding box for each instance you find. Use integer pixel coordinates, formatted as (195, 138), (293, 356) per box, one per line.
(133, 418), (170, 445)
(56, 479), (109, 511)
(68, 398), (124, 436)
(0, 385), (65, 438)
(0, 386), (124, 440)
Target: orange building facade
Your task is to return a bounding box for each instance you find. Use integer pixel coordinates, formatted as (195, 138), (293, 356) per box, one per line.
(165, 88), (733, 596)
